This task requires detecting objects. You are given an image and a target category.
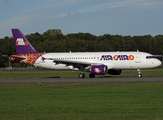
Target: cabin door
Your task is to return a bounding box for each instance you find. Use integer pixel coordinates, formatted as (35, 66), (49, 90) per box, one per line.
(135, 52), (141, 63)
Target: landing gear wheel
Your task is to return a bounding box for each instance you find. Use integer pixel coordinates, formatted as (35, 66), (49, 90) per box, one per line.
(138, 74), (142, 78)
(89, 73), (95, 78)
(137, 68), (142, 78)
(78, 73), (85, 78)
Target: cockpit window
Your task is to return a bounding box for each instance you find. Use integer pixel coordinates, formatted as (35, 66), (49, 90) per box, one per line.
(146, 56), (154, 59)
(146, 55), (163, 59)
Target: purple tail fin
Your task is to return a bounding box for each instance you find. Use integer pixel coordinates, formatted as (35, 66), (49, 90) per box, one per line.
(12, 29), (39, 54)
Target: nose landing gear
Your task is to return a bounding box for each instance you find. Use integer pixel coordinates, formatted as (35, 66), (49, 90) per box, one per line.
(137, 68), (142, 77)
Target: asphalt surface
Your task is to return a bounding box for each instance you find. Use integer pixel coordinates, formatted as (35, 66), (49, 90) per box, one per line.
(0, 76), (163, 84)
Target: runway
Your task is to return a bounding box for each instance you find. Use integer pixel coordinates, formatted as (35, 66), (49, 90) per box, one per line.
(0, 76), (163, 84)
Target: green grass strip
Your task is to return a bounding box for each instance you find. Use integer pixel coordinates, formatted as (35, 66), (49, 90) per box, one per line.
(0, 68), (163, 78)
(0, 82), (163, 120)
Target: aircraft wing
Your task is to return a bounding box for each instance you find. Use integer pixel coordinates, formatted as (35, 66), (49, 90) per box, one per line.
(44, 58), (103, 68)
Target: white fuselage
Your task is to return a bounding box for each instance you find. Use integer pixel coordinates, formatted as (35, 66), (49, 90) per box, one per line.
(34, 51), (161, 70)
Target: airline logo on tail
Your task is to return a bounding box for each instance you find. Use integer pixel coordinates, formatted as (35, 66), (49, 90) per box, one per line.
(16, 38), (28, 46)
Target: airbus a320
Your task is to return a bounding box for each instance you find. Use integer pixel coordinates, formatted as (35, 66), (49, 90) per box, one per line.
(9, 29), (162, 78)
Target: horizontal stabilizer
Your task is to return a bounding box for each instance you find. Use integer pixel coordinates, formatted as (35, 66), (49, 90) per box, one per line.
(9, 56), (27, 61)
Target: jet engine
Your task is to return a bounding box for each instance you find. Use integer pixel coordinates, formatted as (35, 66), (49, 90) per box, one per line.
(107, 69), (122, 75)
(91, 65), (108, 75)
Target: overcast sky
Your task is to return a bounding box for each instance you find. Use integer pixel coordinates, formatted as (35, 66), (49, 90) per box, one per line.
(0, 0), (163, 38)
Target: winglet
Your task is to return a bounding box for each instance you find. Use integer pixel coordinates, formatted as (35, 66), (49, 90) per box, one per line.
(12, 29), (39, 54)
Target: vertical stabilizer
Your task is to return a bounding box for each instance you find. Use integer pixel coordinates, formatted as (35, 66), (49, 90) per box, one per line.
(12, 29), (39, 54)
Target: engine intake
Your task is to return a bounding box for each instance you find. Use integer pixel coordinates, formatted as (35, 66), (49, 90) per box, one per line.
(91, 65), (108, 75)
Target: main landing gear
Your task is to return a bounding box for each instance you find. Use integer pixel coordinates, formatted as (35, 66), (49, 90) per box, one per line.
(137, 68), (142, 78)
(89, 73), (95, 78)
(78, 67), (95, 78)
(78, 73), (96, 78)
(78, 73), (85, 78)
(78, 68), (85, 78)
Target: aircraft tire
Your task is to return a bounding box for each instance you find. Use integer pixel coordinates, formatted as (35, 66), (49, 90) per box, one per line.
(138, 74), (142, 78)
(78, 73), (85, 78)
(89, 73), (95, 78)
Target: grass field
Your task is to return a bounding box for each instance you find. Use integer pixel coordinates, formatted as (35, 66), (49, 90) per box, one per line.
(0, 68), (163, 119)
(0, 68), (163, 78)
(0, 82), (163, 120)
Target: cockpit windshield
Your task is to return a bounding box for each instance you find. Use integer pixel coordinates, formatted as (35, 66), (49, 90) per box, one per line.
(146, 56), (155, 59)
(146, 55), (163, 59)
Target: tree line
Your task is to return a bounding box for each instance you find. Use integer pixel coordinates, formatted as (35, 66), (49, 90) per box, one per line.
(0, 29), (163, 67)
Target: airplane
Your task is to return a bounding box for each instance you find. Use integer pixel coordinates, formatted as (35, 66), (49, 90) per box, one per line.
(9, 29), (162, 78)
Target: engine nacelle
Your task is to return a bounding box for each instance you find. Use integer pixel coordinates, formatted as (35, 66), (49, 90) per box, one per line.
(107, 69), (122, 75)
(91, 65), (108, 75)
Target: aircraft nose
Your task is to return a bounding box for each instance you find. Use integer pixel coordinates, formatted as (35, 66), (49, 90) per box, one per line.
(155, 59), (162, 67)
